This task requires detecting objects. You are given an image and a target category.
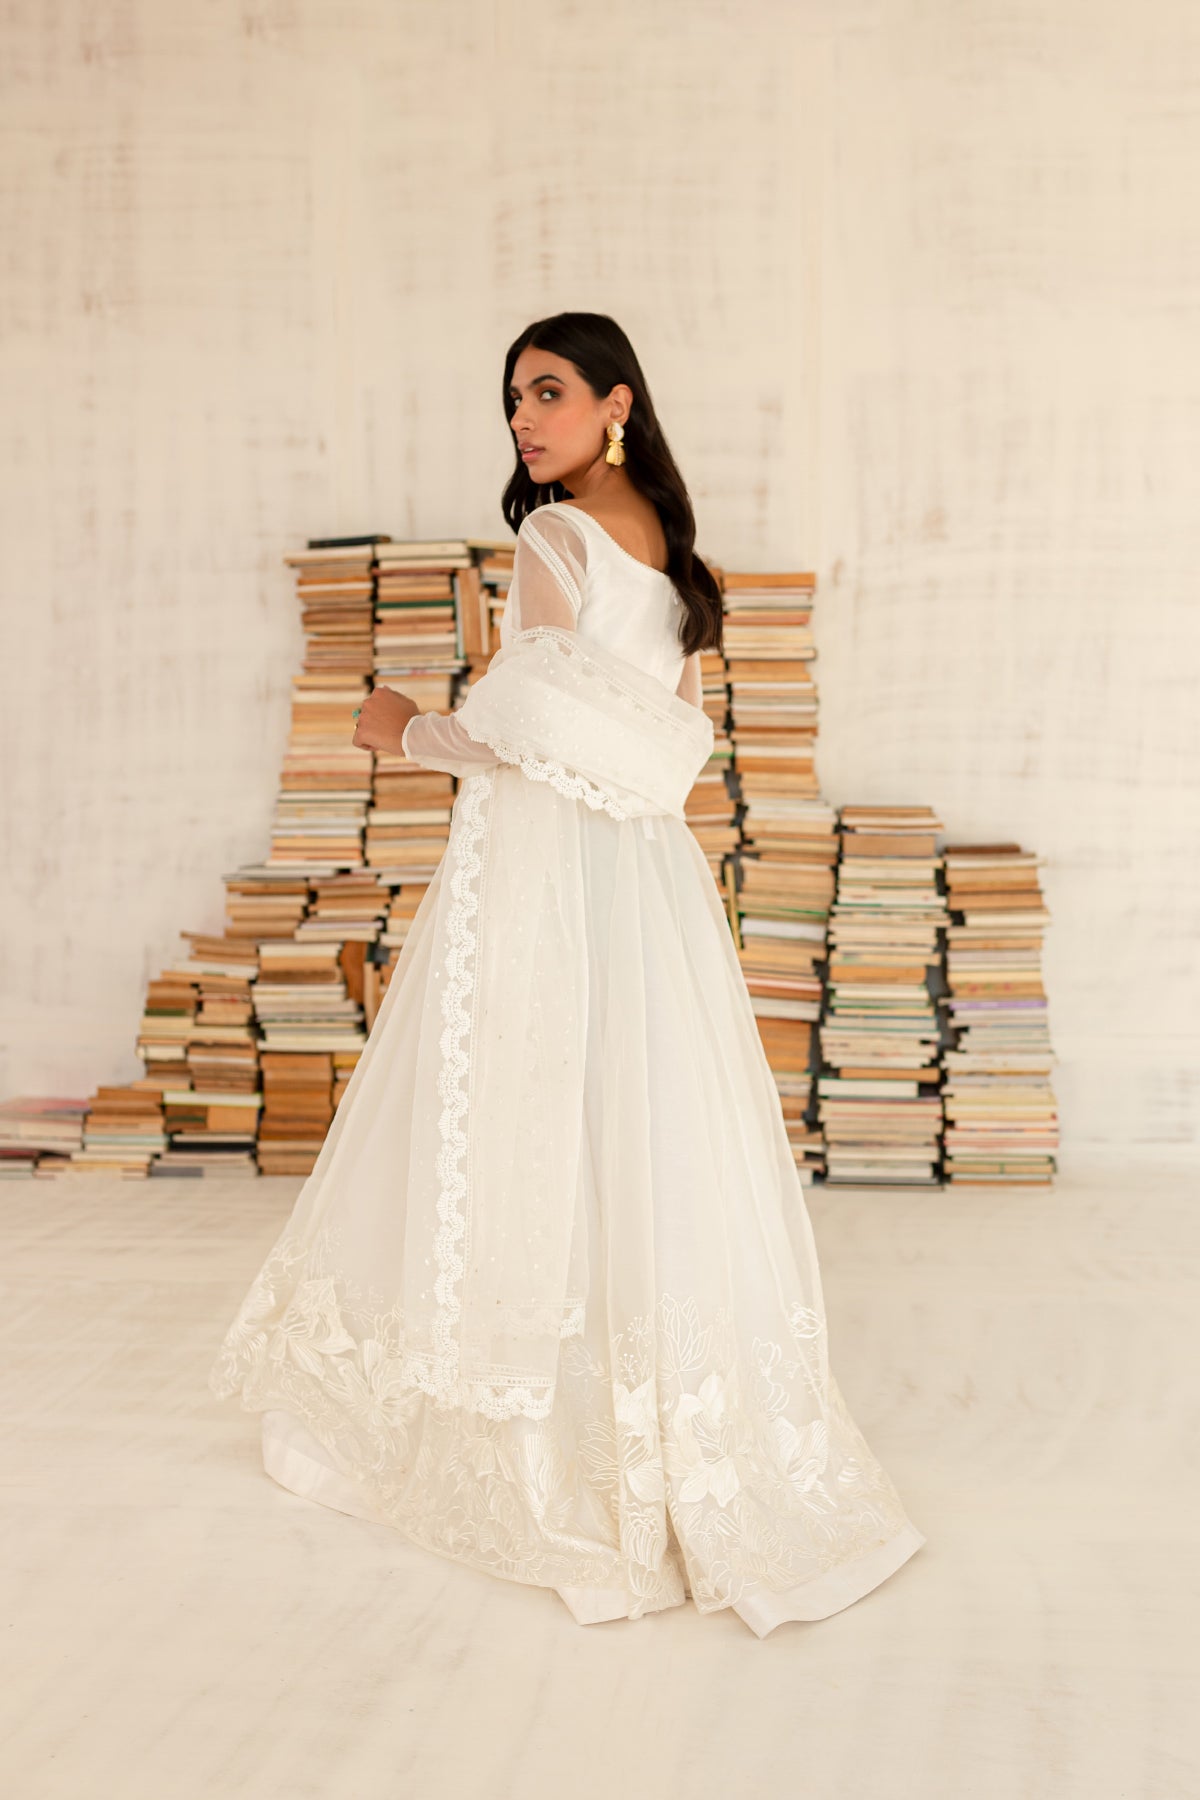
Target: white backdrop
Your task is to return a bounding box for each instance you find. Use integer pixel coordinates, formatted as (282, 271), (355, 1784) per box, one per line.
(2, 0), (1197, 1158)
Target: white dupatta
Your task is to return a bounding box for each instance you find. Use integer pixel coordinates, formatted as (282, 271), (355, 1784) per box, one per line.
(458, 623), (712, 821)
(397, 623), (713, 1418)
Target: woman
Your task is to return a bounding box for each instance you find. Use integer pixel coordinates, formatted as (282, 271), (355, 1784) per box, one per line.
(208, 312), (925, 1635)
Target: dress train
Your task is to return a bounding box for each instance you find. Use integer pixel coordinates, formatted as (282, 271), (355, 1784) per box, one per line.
(259, 1409), (924, 1637)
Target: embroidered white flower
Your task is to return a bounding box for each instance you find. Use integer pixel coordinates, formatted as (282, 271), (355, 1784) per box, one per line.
(324, 1336), (418, 1438)
(667, 1371), (743, 1507)
(613, 1375), (657, 1445)
(614, 1375), (665, 1502)
(771, 1414), (830, 1494)
(269, 1277), (358, 1376)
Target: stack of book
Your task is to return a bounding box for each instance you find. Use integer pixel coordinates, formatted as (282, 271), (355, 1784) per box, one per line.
(136, 970), (200, 1083)
(0, 1097), (88, 1177)
(257, 1051), (334, 1176)
(295, 872), (389, 944)
(731, 844), (836, 1178)
(367, 537), (476, 912)
(817, 806), (947, 1185)
(155, 1089), (262, 1176)
(473, 544), (514, 660)
(222, 873), (310, 941)
(269, 544), (379, 874)
(724, 570), (820, 832)
(179, 932), (260, 1093)
(146, 934), (261, 1174)
(292, 541), (378, 675)
(374, 539), (467, 690)
(161, 928), (255, 1080)
(205, 537), (386, 1171)
(66, 1084), (167, 1177)
(940, 843), (1058, 1184)
(137, 937), (259, 1100)
(722, 566), (832, 1177)
(252, 941), (366, 1053)
(364, 759), (457, 894)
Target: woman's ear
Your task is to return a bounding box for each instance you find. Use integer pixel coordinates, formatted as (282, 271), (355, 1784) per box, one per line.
(608, 382), (633, 427)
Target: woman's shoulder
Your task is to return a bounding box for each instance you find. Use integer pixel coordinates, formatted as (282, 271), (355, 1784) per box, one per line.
(543, 498), (668, 573)
(516, 504), (593, 580)
(520, 499), (587, 534)
(517, 501), (589, 547)
(513, 505), (591, 613)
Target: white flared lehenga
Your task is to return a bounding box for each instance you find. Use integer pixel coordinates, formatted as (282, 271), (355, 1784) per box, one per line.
(208, 501), (925, 1636)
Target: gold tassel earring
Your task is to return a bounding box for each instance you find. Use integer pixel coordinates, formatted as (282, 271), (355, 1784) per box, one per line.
(605, 420), (626, 466)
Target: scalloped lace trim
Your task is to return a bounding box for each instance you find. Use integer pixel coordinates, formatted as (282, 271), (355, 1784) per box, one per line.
(208, 766), (576, 1426)
(426, 769), (486, 1395)
(466, 727), (631, 820)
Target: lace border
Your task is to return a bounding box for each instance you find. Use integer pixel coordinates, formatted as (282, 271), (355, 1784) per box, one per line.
(429, 770), (485, 1399)
(461, 721), (632, 820)
(422, 770), (586, 1422)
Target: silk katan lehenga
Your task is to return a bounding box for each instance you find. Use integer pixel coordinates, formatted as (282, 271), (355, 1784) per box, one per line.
(208, 500), (926, 1636)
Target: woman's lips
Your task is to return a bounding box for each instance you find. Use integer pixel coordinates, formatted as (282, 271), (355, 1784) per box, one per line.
(521, 447), (543, 461)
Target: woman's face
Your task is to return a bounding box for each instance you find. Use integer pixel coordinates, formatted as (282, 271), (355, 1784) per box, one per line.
(507, 348), (627, 491)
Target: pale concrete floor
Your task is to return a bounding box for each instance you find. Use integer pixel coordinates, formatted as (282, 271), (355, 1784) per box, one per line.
(1, 1161), (1196, 1800)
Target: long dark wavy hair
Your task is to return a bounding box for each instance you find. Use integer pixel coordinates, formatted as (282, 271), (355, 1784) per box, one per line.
(500, 312), (723, 658)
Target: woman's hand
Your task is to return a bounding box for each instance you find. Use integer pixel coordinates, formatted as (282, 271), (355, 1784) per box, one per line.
(352, 685), (421, 757)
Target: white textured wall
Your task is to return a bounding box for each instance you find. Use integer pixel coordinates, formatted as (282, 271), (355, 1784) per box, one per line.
(2, 1), (1197, 1157)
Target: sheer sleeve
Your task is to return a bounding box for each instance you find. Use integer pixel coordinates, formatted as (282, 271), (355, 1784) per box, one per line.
(504, 505), (587, 632)
(399, 705), (502, 775)
(400, 506), (588, 776)
(674, 650), (703, 709)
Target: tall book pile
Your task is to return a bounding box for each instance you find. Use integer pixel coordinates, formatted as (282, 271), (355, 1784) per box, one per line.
(217, 539), (388, 1170)
(372, 535), (516, 990)
(817, 807), (948, 1186)
(723, 568), (832, 1178)
(369, 538), (475, 987)
(940, 843), (1059, 1184)
(372, 533), (510, 994)
(269, 544), (376, 872)
(724, 572), (819, 802)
